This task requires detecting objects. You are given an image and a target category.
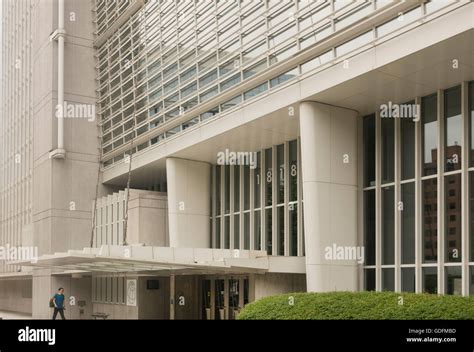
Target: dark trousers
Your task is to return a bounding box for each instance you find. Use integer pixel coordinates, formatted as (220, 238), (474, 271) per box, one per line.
(52, 308), (66, 320)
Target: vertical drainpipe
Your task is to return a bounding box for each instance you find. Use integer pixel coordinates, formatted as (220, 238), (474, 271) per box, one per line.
(50, 0), (66, 159)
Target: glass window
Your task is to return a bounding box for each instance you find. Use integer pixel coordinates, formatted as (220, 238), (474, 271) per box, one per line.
(445, 266), (462, 295)
(224, 166), (230, 214)
(401, 268), (415, 292)
(221, 74), (241, 91)
(382, 187), (395, 265)
(234, 214), (240, 250)
(224, 216), (230, 249)
(363, 115), (376, 187)
(470, 173), (474, 262)
(277, 145), (284, 204)
(244, 83), (268, 100)
(265, 148), (273, 206)
(266, 208), (272, 255)
(382, 268), (394, 291)
(199, 69), (218, 88)
(402, 183), (415, 264)
(445, 86), (462, 172)
(254, 152), (261, 208)
(289, 203), (298, 256)
(289, 140), (298, 202)
(445, 174), (461, 263)
(422, 94), (438, 176)
(401, 116), (415, 180)
(244, 166), (250, 211)
(377, 6), (423, 38)
(365, 269), (376, 291)
(423, 267), (437, 294)
(364, 190), (376, 266)
(244, 213), (250, 250)
(243, 60), (267, 79)
(270, 68), (298, 88)
(381, 118), (394, 184)
(470, 266), (474, 295)
(215, 217), (221, 249)
(234, 166), (240, 212)
(335, 31), (373, 57)
(423, 178), (438, 263)
(254, 210), (261, 251)
(277, 206), (284, 256)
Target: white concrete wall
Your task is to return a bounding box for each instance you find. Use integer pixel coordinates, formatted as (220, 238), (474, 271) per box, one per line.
(166, 158), (211, 248)
(31, 0), (100, 319)
(253, 273), (306, 301)
(299, 102), (359, 292)
(0, 278), (32, 315)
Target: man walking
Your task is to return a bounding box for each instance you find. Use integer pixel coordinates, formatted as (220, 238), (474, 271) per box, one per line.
(52, 287), (66, 320)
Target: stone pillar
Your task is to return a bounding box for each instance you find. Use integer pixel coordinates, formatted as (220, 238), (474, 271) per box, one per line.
(166, 158), (211, 248)
(299, 102), (359, 292)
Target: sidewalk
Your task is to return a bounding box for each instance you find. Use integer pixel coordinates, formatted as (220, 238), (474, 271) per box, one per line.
(0, 310), (32, 320)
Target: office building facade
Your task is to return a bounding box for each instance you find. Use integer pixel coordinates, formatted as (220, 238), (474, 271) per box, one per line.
(0, 0), (474, 319)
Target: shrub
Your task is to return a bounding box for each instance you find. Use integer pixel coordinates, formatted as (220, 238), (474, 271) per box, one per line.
(237, 291), (474, 320)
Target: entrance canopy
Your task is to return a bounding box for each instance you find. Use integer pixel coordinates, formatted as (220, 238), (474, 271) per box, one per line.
(11, 245), (279, 275)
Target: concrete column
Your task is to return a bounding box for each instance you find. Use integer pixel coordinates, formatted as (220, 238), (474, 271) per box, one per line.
(166, 158), (211, 248)
(299, 102), (359, 292)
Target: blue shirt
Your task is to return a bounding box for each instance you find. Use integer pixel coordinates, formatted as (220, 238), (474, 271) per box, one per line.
(54, 293), (65, 309)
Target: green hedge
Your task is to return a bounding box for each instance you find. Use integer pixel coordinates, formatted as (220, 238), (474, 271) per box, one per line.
(237, 291), (474, 320)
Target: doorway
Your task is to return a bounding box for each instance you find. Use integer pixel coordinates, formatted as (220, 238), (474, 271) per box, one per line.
(200, 276), (250, 320)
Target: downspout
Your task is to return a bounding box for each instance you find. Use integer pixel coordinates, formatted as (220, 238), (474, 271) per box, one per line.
(50, 0), (66, 159)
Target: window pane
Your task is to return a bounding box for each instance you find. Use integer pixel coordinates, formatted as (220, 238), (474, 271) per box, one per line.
(365, 269), (376, 291)
(444, 86), (462, 172)
(265, 148), (273, 206)
(277, 207), (284, 256)
(216, 166), (221, 216)
(470, 266), (474, 295)
(254, 210), (261, 250)
(234, 166), (240, 212)
(225, 166), (230, 214)
(234, 214), (240, 250)
(266, 208), (272, 255)
(289, 140), (298, 201)
(381, 118), (394, 184)
(401, 268), (415, 292)
(382, 186), (395, 265)
(254, 152), (261, 208)
(244, 166), (250, 210)
(423, 178), (438, 263)
(363, 115), (376, 187)
(244, 213), (250, 250)
(402, 183), (415, 264)
(471, 172), (474, 261)
(401, 117), (415, 180)
(289, 204), (297, 256)
(215, 217), (221, 248)
(364, 190), (376, 266)
(224, 216), (230, 249)
(277, 144), (284, 204)
(445, 266), (462, 295)
(382, 268), (394, 291)
(423, 267), (437, 294)
(422, 94), (438, 176)
(445, 174), (461, 263)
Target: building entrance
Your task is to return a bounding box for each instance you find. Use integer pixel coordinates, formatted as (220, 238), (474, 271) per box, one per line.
(201, 276), (249, 320)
